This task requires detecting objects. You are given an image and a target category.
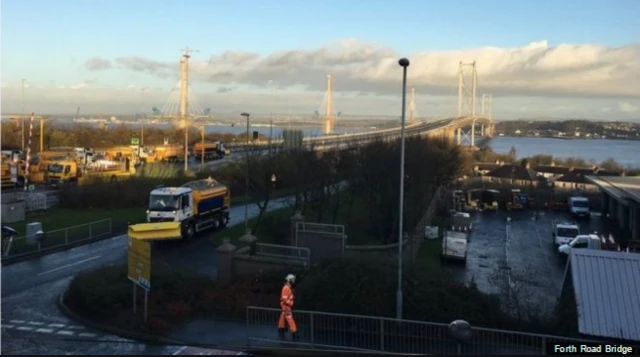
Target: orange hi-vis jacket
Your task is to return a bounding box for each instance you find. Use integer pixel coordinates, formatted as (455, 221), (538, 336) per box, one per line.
(281, 283), (294, 310)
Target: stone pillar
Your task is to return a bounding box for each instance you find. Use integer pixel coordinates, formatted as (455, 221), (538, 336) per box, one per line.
(216, 238), (236, 285)
(239, 229), (258, 256)
(289, 210), (305, 246)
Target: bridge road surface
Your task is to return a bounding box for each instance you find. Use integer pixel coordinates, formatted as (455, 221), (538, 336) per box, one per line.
(0, 197), (292, 355)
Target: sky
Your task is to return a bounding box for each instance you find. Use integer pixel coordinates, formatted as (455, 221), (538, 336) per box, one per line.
(2, 0), (640, 120)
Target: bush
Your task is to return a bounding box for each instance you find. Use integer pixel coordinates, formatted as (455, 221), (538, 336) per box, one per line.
(64, 264), (285, 333)
(295, 258), (553, 332)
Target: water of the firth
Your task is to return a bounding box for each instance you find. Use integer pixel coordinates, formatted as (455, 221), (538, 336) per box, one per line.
(488, 136), (640, 168)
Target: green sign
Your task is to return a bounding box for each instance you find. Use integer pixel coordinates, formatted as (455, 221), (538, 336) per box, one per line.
(131, 137), (140, 145)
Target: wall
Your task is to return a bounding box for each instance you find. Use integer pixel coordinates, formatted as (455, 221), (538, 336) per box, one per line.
(296, 231), (344, 264)
(232, 246), (306, 279)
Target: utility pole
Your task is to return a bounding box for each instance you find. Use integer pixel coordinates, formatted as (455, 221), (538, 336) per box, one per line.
(179, 47), (198, 172)
(268, 80), (274, 157)
(397, 58), (410, 320)
(323, 74), (334, 135)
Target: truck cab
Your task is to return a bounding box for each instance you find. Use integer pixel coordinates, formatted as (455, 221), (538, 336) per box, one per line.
(552, 222), (580, 246)
(568, 196), (590, 219)
(146, 187), (194, 223)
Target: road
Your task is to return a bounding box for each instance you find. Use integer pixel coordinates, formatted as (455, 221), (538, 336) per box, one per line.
(452, 209), (605, 318)
(1, 197), (293, 355)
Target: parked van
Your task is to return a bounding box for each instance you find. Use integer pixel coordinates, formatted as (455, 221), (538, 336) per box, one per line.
(568, 196), (590, 219)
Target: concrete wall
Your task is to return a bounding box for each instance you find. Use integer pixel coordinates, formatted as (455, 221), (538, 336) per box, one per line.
(1, 200), (26, 224)
(232, 246), (306, 278)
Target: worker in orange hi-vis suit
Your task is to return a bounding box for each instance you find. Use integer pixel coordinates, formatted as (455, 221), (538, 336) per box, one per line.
(278, 274), (299, 340)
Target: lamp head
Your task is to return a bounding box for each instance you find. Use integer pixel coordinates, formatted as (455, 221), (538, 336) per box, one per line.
(398, 58), (410, 67)
(241, 112), (250, 118)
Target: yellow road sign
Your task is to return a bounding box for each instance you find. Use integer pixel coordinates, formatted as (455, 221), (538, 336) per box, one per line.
(128, 237), (151, 290)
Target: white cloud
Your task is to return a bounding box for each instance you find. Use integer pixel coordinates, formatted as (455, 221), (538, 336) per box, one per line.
(618, 102), (639, 113)
(3, 39), (640, 120)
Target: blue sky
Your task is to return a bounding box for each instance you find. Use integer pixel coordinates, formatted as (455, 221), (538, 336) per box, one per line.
(2, 0), (640, 118)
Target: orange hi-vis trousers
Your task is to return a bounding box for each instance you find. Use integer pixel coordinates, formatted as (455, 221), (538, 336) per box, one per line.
(278, 305), (297, 333)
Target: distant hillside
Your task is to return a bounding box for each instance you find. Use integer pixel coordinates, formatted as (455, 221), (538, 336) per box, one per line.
(495, 119), (640, 140)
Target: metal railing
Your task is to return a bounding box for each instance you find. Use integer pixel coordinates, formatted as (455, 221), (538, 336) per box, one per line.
(255, 243), (310, 266)
(2, 218), (112, 258)
(246, 306), (606, 355)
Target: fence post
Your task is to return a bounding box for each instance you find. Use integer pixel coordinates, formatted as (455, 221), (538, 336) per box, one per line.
(65, 229), (68, 245)
(310, 312), (315, 347)
(380, 319), (385, 352)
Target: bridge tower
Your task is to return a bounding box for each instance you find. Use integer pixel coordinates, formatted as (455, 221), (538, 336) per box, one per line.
(408, 87), (416, 125)
(481, 93), (493, 137)
(179, 47), (196, 119)
(456, 61), (477, 146)
(323, 74), (335, 135)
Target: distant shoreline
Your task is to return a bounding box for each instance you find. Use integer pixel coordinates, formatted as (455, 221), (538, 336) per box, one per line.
(497, 135), (640, 142)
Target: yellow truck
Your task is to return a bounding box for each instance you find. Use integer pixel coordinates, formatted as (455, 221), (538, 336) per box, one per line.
(1, 159), (14, 189)
(46, 158), (135, 187)
(148, 144), (185, 163)
(128, 177), (230, 241)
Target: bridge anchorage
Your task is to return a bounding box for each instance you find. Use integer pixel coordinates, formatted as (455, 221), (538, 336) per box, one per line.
(453, 61), (494, 148)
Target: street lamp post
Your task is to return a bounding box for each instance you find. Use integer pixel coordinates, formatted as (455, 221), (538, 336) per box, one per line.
(396, 57), (410, 320)
(241, 112), (251, 231)
(21, 79), (26, 151)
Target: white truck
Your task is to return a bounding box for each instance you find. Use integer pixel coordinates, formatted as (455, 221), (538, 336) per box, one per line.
(441, 230), (468, 264)
(552, 221), (580, 246)
(128, 177), (231, 241)
(557, 234), (620, 257)
(568, 196), (590, 219)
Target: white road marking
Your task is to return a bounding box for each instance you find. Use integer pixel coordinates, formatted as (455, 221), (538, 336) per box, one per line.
(78, 332), (97, 338)
(27, 321), (44, 325)
(3, 324), (14, 329)
(36, 328), (54, 333)
(9, 320), (25, 324)
(56, 330), (74, 335)
(37, 255), (101, 276)
(173, 346), (188, 355)
(17, 326), (33, 331)
(49, 323), (66, 328)
(68, 325), (85, 330)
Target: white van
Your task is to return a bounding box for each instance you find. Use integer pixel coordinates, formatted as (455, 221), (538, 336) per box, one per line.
(568, 196), (590, 219)
(442, 231), (468, 264)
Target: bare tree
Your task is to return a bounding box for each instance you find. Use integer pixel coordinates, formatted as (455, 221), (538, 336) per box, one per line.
(489, 264), (545, 324)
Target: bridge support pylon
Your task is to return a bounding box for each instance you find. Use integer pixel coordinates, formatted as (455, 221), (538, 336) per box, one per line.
(323, 74), (335, 135)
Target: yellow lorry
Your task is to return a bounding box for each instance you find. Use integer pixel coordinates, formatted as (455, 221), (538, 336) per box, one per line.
(147, 144), (185, 163)
(46, 157), (135, 187)
(128, 177), (230, 241)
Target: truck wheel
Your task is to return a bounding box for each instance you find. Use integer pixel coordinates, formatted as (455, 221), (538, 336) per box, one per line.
(212, 213), (222, 230)
(220, 214), (229, 228)
(182, 222), (195, 240)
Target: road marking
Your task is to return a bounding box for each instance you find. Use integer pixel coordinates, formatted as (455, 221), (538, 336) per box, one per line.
(48, 323), (66, 328)
(3, 324), (14, 328)
(9, 320), (24, 324)
(68, 325), (85, 330)
(17, 326), (33, 331)
(36, 328), (54, 333)
(56, 330), (74, 335)
(37, 255), (101, 276)
(27, 321), (44, 325)
(78, 332), (97, 338)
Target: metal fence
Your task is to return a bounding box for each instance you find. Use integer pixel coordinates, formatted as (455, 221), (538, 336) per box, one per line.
(2, 218), (112, 258)
(255, 243), (310, 266)
(246, 306), (606, 355)
(1, 191), (59, 212)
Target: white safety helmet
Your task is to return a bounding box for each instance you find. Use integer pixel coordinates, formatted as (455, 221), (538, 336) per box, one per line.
(285, 274), (296, 284)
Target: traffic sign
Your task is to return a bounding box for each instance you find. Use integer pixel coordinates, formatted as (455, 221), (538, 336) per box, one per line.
(131, 137), (140, 145)
(127, 237), (151, 290)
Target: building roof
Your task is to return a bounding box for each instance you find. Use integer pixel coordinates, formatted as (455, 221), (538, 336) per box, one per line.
(556, 171), (590, 184)
(485, 164), (538, 181)
(475, 163), (500, 171)
(569, 249), (640, 341)
(585, 176), (640, 204)
(534, 165), (571, 175)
